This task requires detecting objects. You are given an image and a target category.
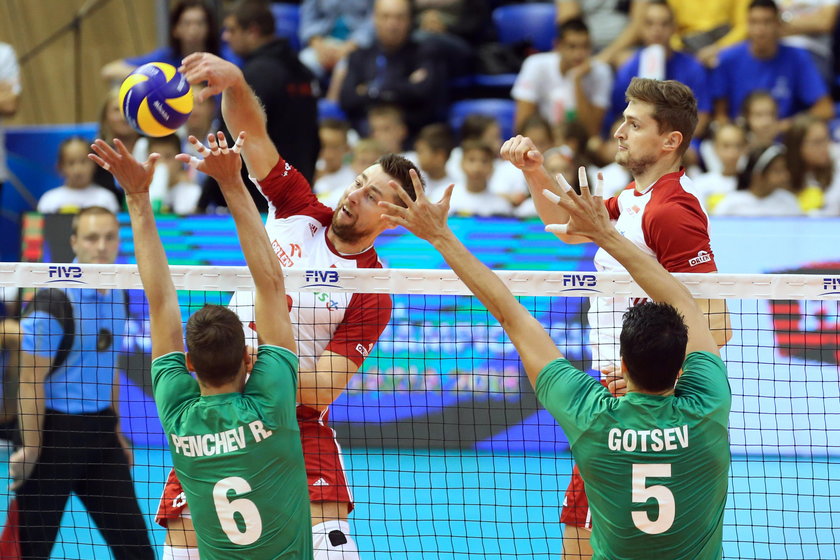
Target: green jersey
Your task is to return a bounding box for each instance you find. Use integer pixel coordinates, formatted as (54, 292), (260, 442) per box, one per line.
(536, 351), (731, 560)
(152, 346), (312, 560)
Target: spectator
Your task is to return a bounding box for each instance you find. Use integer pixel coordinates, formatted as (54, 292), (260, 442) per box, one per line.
(783, 114), (840, 214)
(711, 0), (833, 126)
(0, 42), (20, 205)
(298, 0), (374, 81)
(518, 114), (555, 155)
(201, 0), (319, 212)
(101, 0), (220, 85)
(147, 134), (201, 215)
(313, 118), (356, 200)
(779, 0), (839, 81)
(368, 104), (411, 155)
(449, 140), (513, 216)
(556, 0), (647, 68)
(694, 123), (748, 211)
(740, 90), (783, 150)
(512, 18), (612, 138)
(447, 114), (529, 206)
(37, 138), (119, 214)
(413, 0), (491, 79)
(667, 0), (751, 66)
(337, 0), (446, 135)
(414, 123), (457, 200)
(4, 207), (155, 559)
(607, 1), (711, 138)
(93, 89), (148, 206)
(714, 144), (802, 215)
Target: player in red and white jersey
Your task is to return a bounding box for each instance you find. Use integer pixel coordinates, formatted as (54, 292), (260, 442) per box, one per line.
(155, 53), (424, 560)
(502, 77), (731, 560)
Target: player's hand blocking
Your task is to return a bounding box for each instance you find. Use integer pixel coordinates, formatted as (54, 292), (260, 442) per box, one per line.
(543, 167), (610, 242)
(180, 53), (244, 102)
(500, 135), (544, 171)
(89, 138), (160, 196)
(176, 131), (246, 187)
(378, 169), (454, 243)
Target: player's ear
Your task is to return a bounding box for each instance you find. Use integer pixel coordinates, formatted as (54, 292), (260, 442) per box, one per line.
(243, 347), (254, 374)
(663, 130), (683, 154)
(185, 352), (196, 373)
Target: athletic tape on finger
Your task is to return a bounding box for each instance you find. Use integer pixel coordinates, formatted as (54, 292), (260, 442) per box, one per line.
(554, 175), (573, 193)
(545, 224), (569, 235)
(232, 134), (245, 154)
(188, 156), (201, 169)
(542, 189), (562, 204)
(218, 136), (230, 155)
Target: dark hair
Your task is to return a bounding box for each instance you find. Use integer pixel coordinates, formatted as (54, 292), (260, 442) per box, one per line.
(460, 139), (495, 159)
(556, 17), (589, 42)
(416, 123), (455, 157)
(736, 144), (786, 191)
(57, 136), (92, 166)
(148, 133), (183, 153)
(320, 118), (350, 134)
(625, 77), (698, 157)
(185, 305), (245, 387)
(739, 90), (777, 124)
(749, 0), (779, 15)
(170, 0), (220, 56)
(517, 113), (553, 140)
(368, 104), (406, 124)
(620, 302), (688, 392)
(460, 114), (497, 142)
(783, 114), (832, 193)
(377, 153), (422, 205)
(230, 0), (275, 37)
(71, 206), (117, 236)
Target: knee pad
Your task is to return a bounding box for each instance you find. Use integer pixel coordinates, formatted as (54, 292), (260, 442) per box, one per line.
(312, 520), (360, 560)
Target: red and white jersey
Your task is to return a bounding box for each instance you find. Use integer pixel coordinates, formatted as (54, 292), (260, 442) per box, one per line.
(227, 158), (392, 373)
(589, 169), (717, 370)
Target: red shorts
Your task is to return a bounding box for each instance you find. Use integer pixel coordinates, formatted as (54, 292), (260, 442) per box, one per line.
(560, 464), (591, 529)
(155, 412), (353, 527)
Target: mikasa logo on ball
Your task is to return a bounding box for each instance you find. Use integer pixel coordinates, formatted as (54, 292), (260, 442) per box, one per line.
(153, 100), (171, 120)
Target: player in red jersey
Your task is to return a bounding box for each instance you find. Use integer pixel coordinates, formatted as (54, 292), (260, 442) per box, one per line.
(502, 77), (731, 559)
(154, 52), (423, 560)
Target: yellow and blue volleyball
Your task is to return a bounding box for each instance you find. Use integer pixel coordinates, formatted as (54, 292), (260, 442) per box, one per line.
(119, 62), (193, 137)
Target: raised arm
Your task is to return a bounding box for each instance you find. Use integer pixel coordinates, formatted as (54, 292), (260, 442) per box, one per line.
(89, 140), (183, 359)
(179, 133), (295, 353)
(500, 135), (591, 244)
(546, 175), (719, 357)
(180, 53), (279, 181)
(379, 172), (562, 387)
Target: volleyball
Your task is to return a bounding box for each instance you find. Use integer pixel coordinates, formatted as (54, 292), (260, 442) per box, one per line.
(119, 62), (193, 137)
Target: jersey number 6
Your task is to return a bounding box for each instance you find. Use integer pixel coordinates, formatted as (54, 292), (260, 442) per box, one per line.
(213, 476), (264, 545)
(631, 464), (675, 535)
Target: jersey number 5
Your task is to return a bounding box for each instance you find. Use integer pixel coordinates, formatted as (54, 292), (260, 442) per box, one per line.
(631, 464), (675, 535)
(213, 476), (263, 545)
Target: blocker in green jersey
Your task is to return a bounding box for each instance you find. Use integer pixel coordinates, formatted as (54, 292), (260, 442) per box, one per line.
(378, 166), (731, 559)
(91, 129), (313, 559)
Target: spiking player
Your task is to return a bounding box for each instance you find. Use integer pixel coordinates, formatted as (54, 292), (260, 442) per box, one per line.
(153, 52), (424, 560)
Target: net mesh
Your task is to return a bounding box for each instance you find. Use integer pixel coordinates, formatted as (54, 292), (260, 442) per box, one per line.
(0, 263), (838, 559)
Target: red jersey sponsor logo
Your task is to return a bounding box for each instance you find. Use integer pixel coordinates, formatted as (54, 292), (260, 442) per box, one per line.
(689, 250), (712, 267)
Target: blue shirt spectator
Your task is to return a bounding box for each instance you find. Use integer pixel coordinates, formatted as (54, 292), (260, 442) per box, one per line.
(711, 0), (833, 123)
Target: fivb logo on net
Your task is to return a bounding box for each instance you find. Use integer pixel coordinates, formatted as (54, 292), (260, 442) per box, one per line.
(303, 269), (341, 289)
(46, 265), (85, 284)
(822, 277), (840, 296)
(560, 273), (599, 293)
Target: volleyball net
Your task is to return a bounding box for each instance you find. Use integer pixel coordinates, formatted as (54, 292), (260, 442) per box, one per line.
(0, 262), (838, 559)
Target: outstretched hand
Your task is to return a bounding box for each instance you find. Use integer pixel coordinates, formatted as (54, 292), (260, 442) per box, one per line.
(378, 169), (454, 243)
(89, 138), (159, 196)
(180, 52), (244, 103)
(543, 167), (612, 243)
(500, 135), (544, 171)
(176, 131), (245, 187)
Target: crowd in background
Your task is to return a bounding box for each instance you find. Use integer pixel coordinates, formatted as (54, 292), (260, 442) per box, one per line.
(5, 0), (840, 222)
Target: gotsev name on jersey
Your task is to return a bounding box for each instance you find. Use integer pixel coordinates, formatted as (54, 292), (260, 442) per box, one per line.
(170, 420), (274, 457)
(607, 424), (689, 453)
